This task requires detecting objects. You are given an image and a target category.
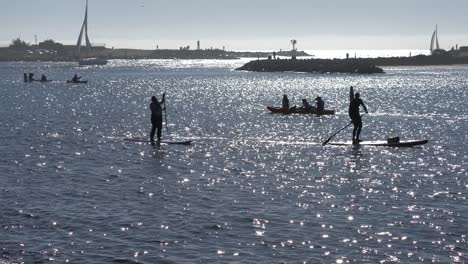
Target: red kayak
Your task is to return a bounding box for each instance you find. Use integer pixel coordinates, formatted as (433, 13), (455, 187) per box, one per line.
(267, 106), (335, 115)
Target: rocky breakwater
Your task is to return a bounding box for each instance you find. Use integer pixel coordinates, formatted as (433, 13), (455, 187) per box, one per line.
(236, 58), (384, 74)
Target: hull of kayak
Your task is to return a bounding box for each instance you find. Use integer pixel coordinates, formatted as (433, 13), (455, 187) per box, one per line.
(267, 106), (335, 115)
(66, 80), (88, 84)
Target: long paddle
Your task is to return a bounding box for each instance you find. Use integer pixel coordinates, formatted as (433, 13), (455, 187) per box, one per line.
(163, 92), (168, 132)
(322, 113), (367, 146)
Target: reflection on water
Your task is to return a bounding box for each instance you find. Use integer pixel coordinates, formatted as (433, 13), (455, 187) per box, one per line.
(0, 60), (467, 263)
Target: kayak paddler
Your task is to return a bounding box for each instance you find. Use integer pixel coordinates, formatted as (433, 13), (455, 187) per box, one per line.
(282, 94), (290, 110)
(349, 86), (368, 144)
(315, 96), (325, 111)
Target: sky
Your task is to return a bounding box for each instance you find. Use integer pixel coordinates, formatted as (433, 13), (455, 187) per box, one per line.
(1, 0), (468, 51)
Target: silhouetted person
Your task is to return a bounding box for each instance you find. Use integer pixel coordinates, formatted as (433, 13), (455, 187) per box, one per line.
(40, 74), (47, 82)
(349, 86), (368, 144)
(72, 74), (81, 82)
(282, 94), (290, 110)
(23, 73), (27, 82)
(150, 94), (165, 142)
(315, 97), (325, 111)
(28, 73), (34, 82)
(302, 99), (313, 110)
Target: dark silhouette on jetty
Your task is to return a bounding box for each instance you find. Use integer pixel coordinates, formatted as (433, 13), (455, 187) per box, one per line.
(237, 58), (384, 74)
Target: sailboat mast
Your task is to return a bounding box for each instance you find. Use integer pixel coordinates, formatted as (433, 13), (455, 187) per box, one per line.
(85, 0), (92, 53)
(77, 0), (92, 58)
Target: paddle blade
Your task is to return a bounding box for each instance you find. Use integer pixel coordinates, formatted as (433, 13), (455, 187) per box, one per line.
(322, 138), (332, 146)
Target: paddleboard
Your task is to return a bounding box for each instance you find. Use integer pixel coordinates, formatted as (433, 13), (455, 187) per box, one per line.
(328, 139), (428, 147)
(124, 137), (192, 145)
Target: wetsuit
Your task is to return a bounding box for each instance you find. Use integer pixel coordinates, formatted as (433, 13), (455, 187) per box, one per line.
(303, 101), (312, 110)
(316, 99), (325, 111)
(349, 97), (367, 143)
(282, 97), (289, 109)
(150, 96), (165, 141)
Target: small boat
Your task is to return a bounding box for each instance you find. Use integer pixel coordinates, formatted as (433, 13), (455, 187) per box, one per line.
(430, 25), (446, 55)
(66, 80), (88, 84)
(267, 106), (335, 115)
(76, 0), (108, 66)
(78, 58), (108, 66)
(30, 79), (52, 83)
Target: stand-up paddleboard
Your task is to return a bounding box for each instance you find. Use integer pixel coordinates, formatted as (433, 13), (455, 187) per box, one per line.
(329, 139), (428, 147)
(124, 137), (192, 145)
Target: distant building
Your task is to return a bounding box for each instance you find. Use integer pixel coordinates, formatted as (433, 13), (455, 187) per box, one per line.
(456, 46), (468, 57)
(92, 43), (106, 50)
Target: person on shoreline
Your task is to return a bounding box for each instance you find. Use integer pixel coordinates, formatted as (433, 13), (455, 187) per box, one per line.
(282, 94), (290, 110)
(40, 74), (48, 82)
(315, 97), (325, 111)
(349, 86), (368, 144)
(28, 73), (34, 82)
(150, 94), (165, 143)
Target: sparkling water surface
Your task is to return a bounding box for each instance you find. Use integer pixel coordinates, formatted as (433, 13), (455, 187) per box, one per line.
(1, 59), (467, 263)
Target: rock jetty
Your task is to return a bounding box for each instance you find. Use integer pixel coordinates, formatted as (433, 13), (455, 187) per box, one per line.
(237, 58), (384, 74)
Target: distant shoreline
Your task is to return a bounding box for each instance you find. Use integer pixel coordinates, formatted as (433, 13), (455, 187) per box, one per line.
(0, 46), (311, 62)
(3, 46), (468, 68)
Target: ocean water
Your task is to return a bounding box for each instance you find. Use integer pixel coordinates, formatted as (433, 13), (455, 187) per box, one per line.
(0, 58), (467, 263)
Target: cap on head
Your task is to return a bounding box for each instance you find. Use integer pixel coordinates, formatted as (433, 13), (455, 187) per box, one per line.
(151, 96), (157, 102)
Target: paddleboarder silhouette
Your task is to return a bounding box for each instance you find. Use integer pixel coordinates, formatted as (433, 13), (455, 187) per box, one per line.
(150, 94), (165, 143)
(349, 86), (368, 144)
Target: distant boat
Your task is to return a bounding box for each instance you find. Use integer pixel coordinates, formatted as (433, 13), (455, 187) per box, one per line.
(430, 25), (446, 55)
(79, 58), (108, 66)
(76, 0), (107, 65)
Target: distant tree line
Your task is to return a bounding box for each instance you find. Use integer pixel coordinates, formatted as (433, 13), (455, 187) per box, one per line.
(8, 37), (65, 54)
(9, 38), (31, 50)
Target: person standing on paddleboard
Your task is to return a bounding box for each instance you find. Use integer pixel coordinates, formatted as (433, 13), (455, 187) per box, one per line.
(349, 86), (368, 144)
(150, 94), (165, 142)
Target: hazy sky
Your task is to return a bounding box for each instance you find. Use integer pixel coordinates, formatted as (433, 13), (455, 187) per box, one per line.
(1, 0), (468, 50)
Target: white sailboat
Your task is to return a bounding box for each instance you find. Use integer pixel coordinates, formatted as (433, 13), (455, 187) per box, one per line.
(77, 0), (107, 65)
(430, 25), (445, 55)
